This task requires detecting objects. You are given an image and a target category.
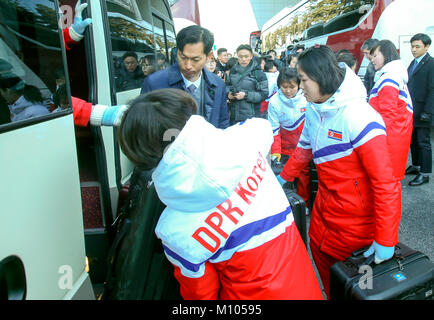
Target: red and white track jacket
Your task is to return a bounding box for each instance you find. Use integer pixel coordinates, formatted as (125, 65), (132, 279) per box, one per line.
(281, 66), (402, 260)
(368, 60), (413, 181)
(268, 89), (307, 156)
(152, 116), (323, 300)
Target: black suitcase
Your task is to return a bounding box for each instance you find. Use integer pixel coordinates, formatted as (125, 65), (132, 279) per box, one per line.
(102, 167), (181, 300)
(330, 242), (434, 300)
(283, 187), (307, 247)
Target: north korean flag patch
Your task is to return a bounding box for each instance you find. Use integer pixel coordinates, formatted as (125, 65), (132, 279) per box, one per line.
(328, 129), (343, 141)
(300, 107), (306, 112)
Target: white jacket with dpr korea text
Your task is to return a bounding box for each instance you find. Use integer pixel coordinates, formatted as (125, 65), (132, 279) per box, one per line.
(152, 115), (323, 300)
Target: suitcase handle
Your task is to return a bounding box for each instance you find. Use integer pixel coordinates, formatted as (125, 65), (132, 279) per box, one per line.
(346, 253), (375, 268)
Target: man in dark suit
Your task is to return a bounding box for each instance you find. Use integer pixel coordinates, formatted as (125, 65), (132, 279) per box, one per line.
(141, 25), (229, 129)
(406, 33), (434, 186)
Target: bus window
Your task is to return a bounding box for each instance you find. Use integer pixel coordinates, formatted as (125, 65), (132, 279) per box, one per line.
(152, 15), (170, 70)
(0, 0), (70, 128)
(151, 0), (172, 20)
(166, 23), (176, 65)
(106, 0), (154, 93)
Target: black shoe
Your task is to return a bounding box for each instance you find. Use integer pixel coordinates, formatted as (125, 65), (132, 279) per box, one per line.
(408, 174), (429, 186)
(405, 165), (420, 175)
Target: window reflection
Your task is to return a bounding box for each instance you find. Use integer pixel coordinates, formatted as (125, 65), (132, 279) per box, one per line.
(0, 0), (69, 126)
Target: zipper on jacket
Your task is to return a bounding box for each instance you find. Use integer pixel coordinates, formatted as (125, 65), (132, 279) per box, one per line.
(354, 180), (366, 208)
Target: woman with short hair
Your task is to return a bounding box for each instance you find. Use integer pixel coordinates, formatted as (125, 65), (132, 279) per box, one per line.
(277, 45), (402, 298)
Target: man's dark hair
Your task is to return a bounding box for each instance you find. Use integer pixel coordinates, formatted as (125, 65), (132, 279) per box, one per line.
(370, 40), (399, 65)
(361, 38), (379, 50)
(217, 48), (227, 56)
(277, 67), (300, 87)
(118, 88), (197, 170)
(236, 44), (252, 53)
(297, 45), (345, 96)
(263, 60), (276, 72)
(337, 52), (357, 70)
(410, 33), (432, 47)
(122, 51), (138, 61)
(176, 25), (214, 55)
(267, 49), (276, 55)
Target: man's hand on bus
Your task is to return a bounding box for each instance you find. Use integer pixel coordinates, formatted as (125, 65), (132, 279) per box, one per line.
(70, 1), (92, 40)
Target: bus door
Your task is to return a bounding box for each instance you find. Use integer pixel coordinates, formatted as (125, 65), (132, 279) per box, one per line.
(76, 0), (177, 291)
(0, 0), (93, 299)
(100, 0), (177, 198)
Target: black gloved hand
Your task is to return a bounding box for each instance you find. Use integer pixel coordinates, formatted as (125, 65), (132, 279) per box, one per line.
(420, 112), (431, 122)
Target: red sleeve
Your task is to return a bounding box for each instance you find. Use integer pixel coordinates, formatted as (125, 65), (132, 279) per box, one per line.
(354, 135), (401, 247)
(372, 86), (400, 128)
(62, 28), (79, 51)
(271, 131), (281, 154)
(71, 96), (92, 127)
(280, 147), (312, 181)
(173, 262), (220, 300)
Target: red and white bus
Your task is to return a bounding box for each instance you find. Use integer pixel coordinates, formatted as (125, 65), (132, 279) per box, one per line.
(262, 0), (434, 77)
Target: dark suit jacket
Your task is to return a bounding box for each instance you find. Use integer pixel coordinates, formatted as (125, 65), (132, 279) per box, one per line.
(141, 63), (229, 129)
(407, 53), (434, 127)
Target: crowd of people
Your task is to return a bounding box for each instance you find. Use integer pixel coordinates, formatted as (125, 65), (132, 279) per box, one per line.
(1, 8), (432, 299)
(116, 24), (433, 300)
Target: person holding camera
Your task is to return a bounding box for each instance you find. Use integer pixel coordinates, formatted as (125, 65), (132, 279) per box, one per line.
(226, 45), (268, 125)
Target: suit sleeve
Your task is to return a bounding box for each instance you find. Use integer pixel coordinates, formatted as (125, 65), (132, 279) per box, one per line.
(424, 59), (434, 114)
(173, 263), (220, 300)
(218, 85), (230, 129)
(354, 134), (401, 247)
(280, 123), (313, 181)
(140, 77), (152, 94)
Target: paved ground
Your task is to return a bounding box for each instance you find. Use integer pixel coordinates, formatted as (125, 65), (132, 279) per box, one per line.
(305, 130), (434, 298)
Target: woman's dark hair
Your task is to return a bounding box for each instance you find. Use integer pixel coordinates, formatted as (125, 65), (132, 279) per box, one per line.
(118, 88), (197, 170)
(297, 45), (345, 95)
(277, 67), (300, 88)
(176, 25), (214, 55)
(287, 53), (299, 65)
(370, 40), (399, 65)
(0, 75), (43, 103)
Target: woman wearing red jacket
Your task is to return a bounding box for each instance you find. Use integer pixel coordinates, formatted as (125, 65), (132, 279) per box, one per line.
(277, 46), (402, 298)
(368, 40), (413, 181)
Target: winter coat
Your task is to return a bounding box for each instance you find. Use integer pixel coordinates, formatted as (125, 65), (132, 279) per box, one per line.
(281, 65), (401, 261)
(369, 59), (413, 181)
(225, 59), (268, 123)
(141, 63), (229, 129)
(9, 96), (49, 122)
(115, 66), (145, 92)
(268, 89), (307, 156)
(152, 115), (323, 300)
(407, 53), (434, 127)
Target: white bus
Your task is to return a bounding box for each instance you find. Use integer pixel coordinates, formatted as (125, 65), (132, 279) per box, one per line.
(0, 0), (176, 300)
